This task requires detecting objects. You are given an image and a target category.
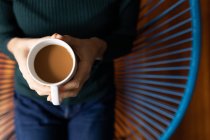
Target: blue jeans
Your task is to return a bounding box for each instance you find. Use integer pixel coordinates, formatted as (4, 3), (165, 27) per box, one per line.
(14, 91), (115, 140)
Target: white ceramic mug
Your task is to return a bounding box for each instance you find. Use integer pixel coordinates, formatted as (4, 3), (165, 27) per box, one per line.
(27, 39), (77, 105)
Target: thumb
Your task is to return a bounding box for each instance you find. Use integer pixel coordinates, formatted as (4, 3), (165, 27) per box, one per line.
(61, 35), (81, 47)
(51, 33), (63, 39)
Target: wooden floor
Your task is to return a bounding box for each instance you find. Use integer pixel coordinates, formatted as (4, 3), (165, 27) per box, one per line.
(171, 0), (210, 139)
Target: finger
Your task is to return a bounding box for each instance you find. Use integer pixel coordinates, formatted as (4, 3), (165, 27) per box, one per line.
(22, 72), (51, 95)
(13, 59), (49, 96)
(47, 94), (51, 101)
(62, 79), (80, 90)
(51, 33), (63, 39)
(59, 35), (82, 57)
(31, 82), (50, 95)
(38, 36), (51, 42)
(20, 65), (51, 94)
(22, 72), (50, 91)
(60, 91), (78, 98)
(62, 35), (81, 47)
(59, 86), (65, 93)
(17, 52), (51, 96)
(63, 61), (90, 91)
(42, 36), (51, 39)
(25, 37), (51, 50)
(36, 89), (50, 96)
(36, 36), (51, 44)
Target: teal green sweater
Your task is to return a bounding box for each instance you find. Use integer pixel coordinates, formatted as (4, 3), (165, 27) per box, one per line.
(0, 0), (139, 104)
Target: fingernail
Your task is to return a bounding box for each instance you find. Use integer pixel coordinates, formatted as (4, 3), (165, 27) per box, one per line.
(55, 34), (62, 39)
(47, 96), (50, 101)
(51, 33), (56, 38)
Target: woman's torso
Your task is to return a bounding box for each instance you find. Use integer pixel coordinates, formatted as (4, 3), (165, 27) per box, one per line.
(13, 0), (119, 38)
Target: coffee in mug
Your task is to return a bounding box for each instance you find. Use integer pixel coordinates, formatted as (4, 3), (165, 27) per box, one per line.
(34, 45), (73, 83)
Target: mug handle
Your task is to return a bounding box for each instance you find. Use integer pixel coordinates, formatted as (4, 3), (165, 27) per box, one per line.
(50, 85), (60, 105)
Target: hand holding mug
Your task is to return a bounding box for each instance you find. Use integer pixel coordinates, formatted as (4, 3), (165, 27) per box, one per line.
(50, 34), (107, 100)
(8, 34), (107, 105)
(8, 37), (51, 97)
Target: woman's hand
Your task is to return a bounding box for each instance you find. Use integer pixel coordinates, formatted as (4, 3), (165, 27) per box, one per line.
(48, 33), (107, 101)
(8, 37), (51, 96)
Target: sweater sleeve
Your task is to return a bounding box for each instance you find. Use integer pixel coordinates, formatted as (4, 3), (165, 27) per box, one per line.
(101, 0), (139, 61)
(0, 0), (22, 60)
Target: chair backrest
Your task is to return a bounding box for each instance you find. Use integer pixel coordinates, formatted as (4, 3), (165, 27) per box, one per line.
(114, 0), (201, 139)
(0, 53), (15, 140)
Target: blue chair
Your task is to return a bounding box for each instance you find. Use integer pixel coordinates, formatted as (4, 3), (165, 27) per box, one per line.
(114, 0), (201, 139)
(0, 0), (201, 140)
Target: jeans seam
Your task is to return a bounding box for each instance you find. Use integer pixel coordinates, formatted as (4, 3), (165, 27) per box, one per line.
(64, 107), (69, 118)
